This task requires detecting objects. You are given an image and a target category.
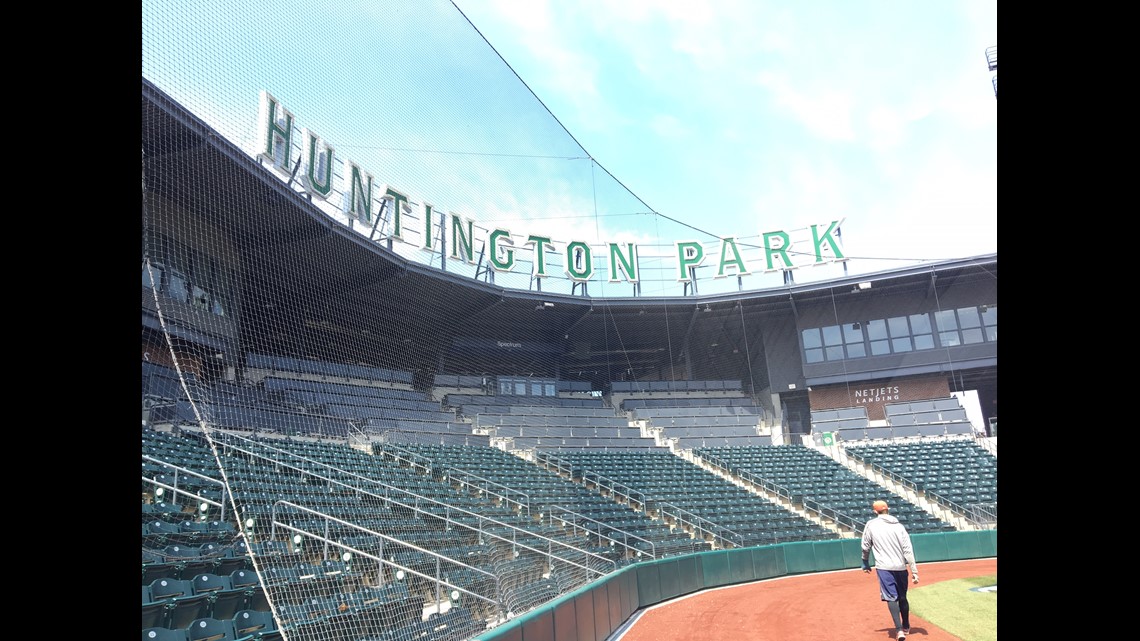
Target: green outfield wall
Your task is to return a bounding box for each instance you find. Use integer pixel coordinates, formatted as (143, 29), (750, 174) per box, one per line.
(471, 529), (997, 641)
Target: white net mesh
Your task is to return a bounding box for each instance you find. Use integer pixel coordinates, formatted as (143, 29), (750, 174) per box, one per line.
(142, 2), (996, 641)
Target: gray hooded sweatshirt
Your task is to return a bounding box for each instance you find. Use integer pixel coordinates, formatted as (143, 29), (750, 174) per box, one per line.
(861, 513), (917, 572)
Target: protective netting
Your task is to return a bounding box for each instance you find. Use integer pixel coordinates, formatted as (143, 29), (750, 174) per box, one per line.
(142, 2), (995, 641)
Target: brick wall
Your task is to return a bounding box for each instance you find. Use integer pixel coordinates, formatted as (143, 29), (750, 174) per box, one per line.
(808, 375), (951, 421)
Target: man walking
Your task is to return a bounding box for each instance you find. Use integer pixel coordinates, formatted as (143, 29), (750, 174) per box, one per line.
(861, 500), (920, 640)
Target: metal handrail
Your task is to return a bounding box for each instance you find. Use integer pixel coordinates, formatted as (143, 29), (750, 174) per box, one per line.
(581, 470), (648, 512)
(658, 501), (743, 549)
(373, 442), (434, 473)
(212, 433), (616, 575)
(535, 452), (574, 478)
(843, 448), (993, 530)
(270, 500), (504, 615)
(924, 488), (996, 530)
(802, 497), (863, 531)
(697, 451), (798, 504)
(696, 450), (860, 534)
(545, 505), (656, 559)
(444, 467), (532, 516)
(141, 454), (230, 521)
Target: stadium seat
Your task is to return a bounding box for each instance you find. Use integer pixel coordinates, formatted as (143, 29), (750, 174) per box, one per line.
(231, 609), (277, 639)
(143, 559), (182, 585)
(142, 599), (169, 630)
(228, 569), (260, 591)
(142, 628), (189, 641)
(190, 573), (246, 621)
(186, 617), (238, 641)
(150, 578), (211, 630)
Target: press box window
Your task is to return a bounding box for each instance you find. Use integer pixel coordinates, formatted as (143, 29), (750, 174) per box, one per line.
(843, 323), (866, 358)
(957, 306), (985, 344)
(935, 310), (960, 347)
(910, 313), (935, 350)
(801, 328), (824, 363)
(888, 316), (912, 353)
(867, 319), (890, 356)
(980, 305), (997, 341)
(822, 325), (844, 361)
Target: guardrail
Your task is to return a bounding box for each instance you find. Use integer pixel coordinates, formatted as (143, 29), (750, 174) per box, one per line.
(444, 467), (532, 516)
(657, 501), (743, 549)
(141, 454), (231, 522)
(270, 500), (505, 620)
(213, 433), (617, 575)
(581, 470), (649, 512)
(544, 506), (657, 560)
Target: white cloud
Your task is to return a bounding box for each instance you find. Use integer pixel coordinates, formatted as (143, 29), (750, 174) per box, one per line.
(447, 0), (997, 273)
(649, 114), (687, 139)
(754, 71), (856, 142)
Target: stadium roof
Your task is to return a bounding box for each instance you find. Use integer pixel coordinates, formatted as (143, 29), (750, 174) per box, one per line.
(143, 77), (995, 393)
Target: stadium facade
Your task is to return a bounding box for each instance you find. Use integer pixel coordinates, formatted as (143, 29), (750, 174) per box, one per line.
(142, 76), (996, 444)
(141, 5), (996, 636)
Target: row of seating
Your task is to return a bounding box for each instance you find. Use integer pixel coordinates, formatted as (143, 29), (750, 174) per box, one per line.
(262, 377), (424, 400)
(476, 414), (630, 429)
(621, 397), (757, 410)
(815, 422), (974, 444)
(246, 353), (413, 385)
(846, 437), (997, 511)
(610, 380), (743, 393)
(143, 573), (270, 630)
(142, 403), (991, 638)
(510, 436), (660, 451)
(673, 435), (774, 449)
(694, 445), (955, 534)
(432, 375), (593, 395)
(630, 405), (761, 419)
(445, 394), (607, 412)
(553, 450), (832, 547)
(491, 426), (636, 439)
(481, 405), (618, 418)
(142, 541), (250, 582)
(144, 609), (280, 641)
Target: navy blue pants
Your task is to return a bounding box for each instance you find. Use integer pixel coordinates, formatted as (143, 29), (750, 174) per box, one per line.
(876, 569), (911, 628)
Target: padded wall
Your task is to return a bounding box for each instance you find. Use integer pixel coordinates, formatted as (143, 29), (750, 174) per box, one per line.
(472, 530), (996, 641)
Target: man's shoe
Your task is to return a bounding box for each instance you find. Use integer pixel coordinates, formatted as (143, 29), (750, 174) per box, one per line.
(897, 630), (907, 640)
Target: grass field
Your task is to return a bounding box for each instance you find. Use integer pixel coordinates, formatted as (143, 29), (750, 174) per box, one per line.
(910, 574), (997, 641)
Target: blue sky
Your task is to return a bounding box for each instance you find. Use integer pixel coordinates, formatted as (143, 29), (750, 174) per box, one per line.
(449, 0), (997, 274)
(142, 0), (996, 296)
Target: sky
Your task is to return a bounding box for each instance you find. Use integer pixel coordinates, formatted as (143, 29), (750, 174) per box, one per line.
(142, 0), (996, 297)
(448, 0), (997, 276)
